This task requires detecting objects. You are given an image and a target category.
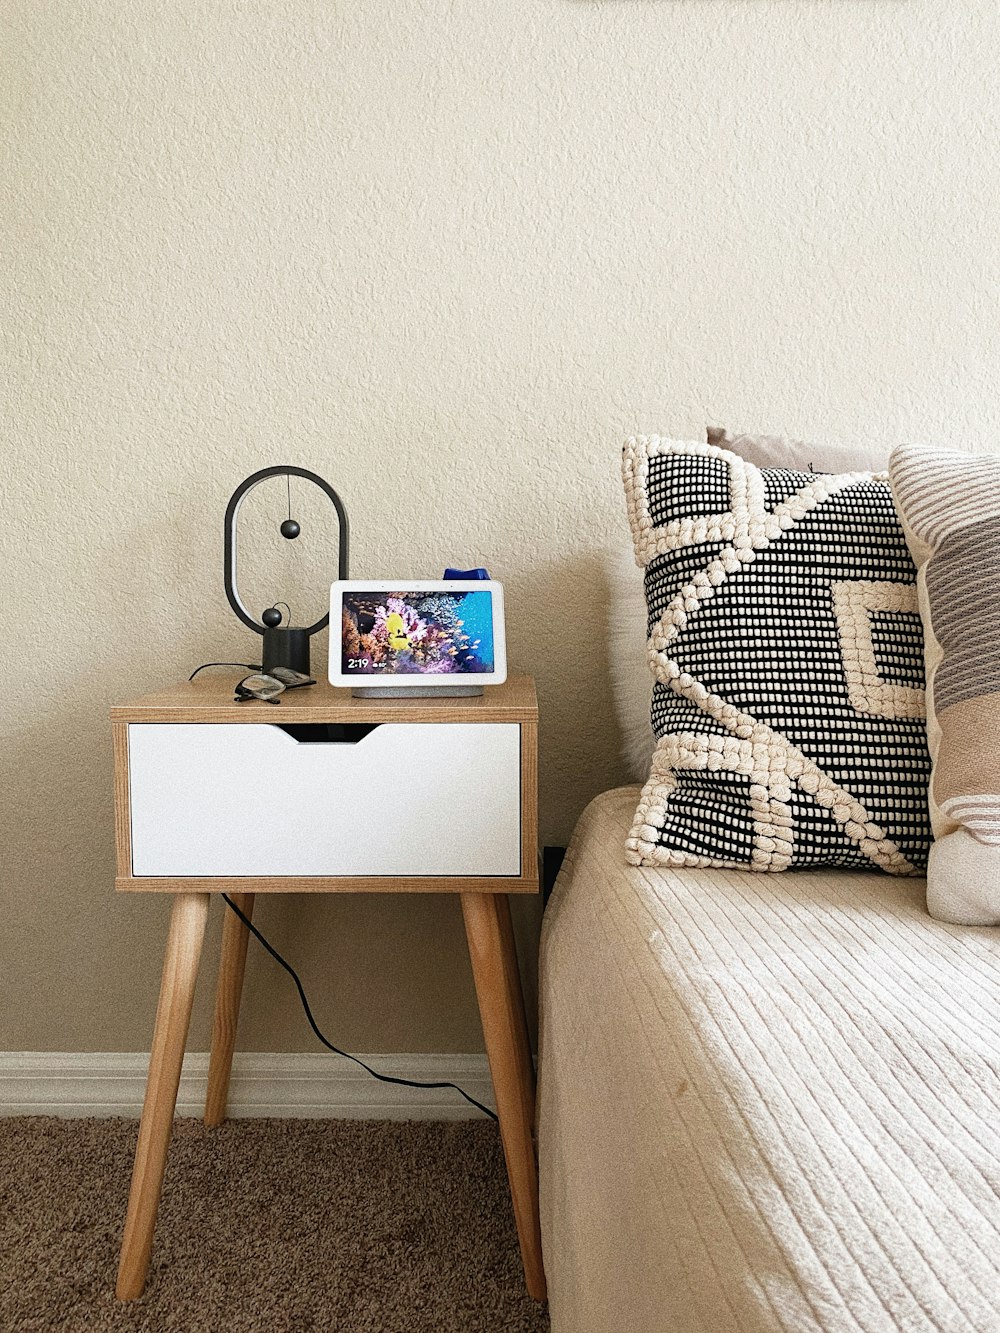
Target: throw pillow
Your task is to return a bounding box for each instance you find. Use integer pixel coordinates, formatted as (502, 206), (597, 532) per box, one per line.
(707, 425), (888, 474)
(619, 420), (880, 783)
(623, 437), (931, 873)
(890, 444), (1000, 923)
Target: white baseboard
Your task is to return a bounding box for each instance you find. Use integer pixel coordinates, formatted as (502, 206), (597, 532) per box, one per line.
(0, 1052), (495, 1120)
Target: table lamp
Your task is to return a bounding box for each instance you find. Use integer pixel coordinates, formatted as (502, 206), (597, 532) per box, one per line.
(223, 465), (349, 676)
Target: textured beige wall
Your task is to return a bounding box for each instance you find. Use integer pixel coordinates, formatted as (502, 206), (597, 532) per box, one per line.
(3, 1), (998, 1053)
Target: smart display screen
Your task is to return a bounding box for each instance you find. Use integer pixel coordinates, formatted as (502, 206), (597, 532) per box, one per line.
(340, 590), (495, 676)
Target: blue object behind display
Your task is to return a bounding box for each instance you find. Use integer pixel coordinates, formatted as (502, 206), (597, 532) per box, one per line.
(443, 567), (491, 581)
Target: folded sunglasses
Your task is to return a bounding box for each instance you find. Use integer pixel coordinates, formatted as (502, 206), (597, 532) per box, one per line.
(234, 667), (316, 704)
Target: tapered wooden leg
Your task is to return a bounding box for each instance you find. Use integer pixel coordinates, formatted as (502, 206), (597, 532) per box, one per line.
(462, 892), (546, 1302)
(204, 892), (255, 1127)
(116, 893), (209, 1301)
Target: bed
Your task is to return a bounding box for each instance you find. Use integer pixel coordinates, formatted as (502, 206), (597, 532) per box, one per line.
(537, 786), (1000, 1332)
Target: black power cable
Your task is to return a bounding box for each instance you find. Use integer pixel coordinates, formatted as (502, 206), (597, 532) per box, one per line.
(221, 894), (498, 1122)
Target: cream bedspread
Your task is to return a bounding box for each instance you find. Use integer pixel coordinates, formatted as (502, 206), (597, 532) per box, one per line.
(537, 788), (1000, 1333)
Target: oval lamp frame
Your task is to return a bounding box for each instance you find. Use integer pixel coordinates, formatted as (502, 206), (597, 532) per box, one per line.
(223, 465), (350, 637)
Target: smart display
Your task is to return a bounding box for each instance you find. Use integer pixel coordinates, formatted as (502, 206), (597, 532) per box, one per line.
(329, 580), (507, 691)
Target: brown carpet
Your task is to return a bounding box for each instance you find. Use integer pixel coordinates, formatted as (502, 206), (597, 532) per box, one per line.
(0, 1117), (550, 1333)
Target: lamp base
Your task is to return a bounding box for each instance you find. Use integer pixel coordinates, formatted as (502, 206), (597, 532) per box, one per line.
(262, 627), (310, 676)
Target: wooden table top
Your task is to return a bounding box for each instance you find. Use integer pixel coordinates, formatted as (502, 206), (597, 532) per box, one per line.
(111, 673), (537, 724)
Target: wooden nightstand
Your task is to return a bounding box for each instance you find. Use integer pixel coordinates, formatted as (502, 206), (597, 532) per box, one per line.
(111, 674), (544, 1302)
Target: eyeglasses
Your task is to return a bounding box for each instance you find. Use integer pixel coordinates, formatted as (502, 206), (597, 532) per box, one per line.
(234, 667), (316, 704)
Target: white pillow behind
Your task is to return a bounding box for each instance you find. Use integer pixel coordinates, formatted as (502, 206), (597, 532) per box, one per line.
(707, 425), (888, 475)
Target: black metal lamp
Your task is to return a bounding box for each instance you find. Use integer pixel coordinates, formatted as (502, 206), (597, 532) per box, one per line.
(223, 466), (349, 676)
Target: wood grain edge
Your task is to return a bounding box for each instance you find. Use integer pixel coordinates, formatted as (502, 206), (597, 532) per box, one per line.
(520, 718), (538, 884)
(110, 703), (536, 725)
(116, 875), (540, 894)
(112, 722), (132, 880)
(110, 675), (538, 725)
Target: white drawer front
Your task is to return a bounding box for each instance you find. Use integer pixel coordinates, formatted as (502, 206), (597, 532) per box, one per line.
(127, 723), (521, 877)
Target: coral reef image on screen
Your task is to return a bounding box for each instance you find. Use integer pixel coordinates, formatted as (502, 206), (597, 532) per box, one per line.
(341, 591), (495, 675)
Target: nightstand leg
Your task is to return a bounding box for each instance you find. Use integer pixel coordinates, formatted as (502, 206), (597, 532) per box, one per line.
(205, 892), (255, 1127)
(461, 892), (546, 1302)
(116, 893), (209, 1301)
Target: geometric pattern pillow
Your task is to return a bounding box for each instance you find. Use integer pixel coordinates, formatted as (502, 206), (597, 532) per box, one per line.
(890, 443), (1000, 921)
(622, 437), (932, 874)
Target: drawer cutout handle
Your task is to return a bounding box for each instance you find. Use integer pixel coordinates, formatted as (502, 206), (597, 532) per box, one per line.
(274, 723), (381, 744)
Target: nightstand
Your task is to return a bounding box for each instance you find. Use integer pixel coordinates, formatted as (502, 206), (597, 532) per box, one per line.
(110, 674), (544, 1302)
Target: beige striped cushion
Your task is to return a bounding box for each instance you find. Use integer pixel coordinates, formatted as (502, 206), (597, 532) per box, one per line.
(890, 444), (1000, 924)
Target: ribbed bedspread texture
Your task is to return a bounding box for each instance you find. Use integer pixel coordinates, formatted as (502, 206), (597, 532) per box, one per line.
(538, 788), (1000, 1333)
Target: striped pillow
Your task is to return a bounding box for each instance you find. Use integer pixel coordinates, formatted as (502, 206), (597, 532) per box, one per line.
(890, 444), (1000, 924)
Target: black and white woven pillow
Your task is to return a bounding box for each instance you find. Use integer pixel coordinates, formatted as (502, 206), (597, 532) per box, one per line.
(622, 438), (931, 874)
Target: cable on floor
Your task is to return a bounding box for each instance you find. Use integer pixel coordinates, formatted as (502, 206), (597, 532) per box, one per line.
(221, 894), (498, 1121)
